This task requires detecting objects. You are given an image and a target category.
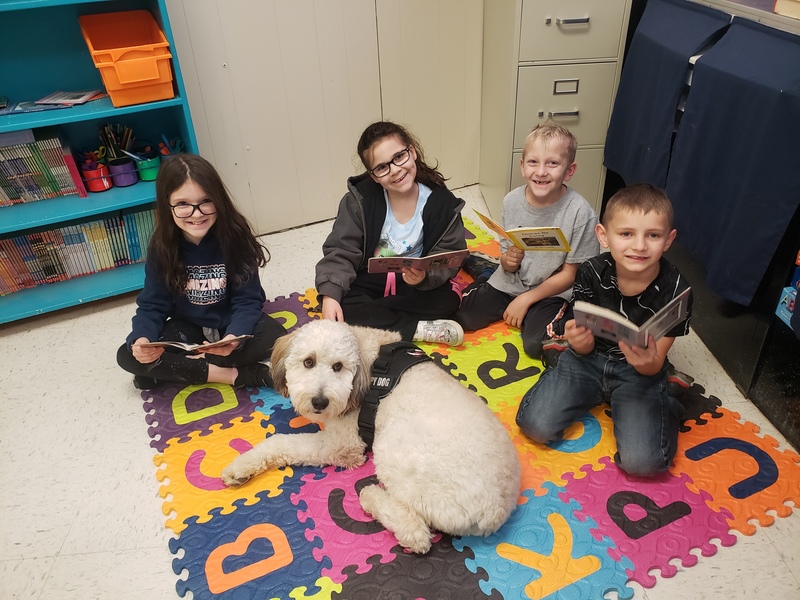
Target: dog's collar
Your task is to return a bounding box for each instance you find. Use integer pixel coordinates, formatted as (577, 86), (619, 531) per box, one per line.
(357, 341), (432, 452)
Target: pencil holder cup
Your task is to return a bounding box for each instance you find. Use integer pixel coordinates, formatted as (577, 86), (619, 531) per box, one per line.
(108, 157), (138, 187)
(136, 153), (160, 181)
(81, 164), (113, 193)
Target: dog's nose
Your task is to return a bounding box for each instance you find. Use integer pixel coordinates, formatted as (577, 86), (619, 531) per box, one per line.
(311, 395), (329, 411)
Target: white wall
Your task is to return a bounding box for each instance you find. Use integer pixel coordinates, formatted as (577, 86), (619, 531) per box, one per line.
(166, 0), (483, 235)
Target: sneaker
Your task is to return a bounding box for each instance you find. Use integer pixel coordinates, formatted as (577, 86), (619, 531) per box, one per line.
(234, 363), (273, 389)
(133, 375), (159, 390)
(414, 319), (465, 346)
(666, 363), (694, 398)
(462, 252), (500, 280)
(541, 338), (569, 369)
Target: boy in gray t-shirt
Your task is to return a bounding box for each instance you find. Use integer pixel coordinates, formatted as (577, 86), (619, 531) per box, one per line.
(455, 123), (599, 360)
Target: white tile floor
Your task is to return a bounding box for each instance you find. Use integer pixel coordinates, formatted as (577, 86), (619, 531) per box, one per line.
(1, 185), (798, 600)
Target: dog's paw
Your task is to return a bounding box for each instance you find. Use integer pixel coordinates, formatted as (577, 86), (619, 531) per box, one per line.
(399, 533), (433, 555)
(359, 485), (433, 554)
(220, 466), (252, 487)
(221, 455), (259, 486)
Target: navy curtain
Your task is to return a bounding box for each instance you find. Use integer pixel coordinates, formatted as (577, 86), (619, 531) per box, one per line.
(666, 19), (800, 305)
(604, 0), (729, 187)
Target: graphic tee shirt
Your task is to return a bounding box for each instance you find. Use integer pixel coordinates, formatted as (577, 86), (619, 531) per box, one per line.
(573, 253), (692, 359)
(374, 183), (431, 258)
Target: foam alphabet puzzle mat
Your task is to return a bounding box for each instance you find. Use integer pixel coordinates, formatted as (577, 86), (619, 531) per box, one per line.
(141, 218), (800, 599)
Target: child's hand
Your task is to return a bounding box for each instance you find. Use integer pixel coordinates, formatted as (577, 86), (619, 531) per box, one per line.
(132, 337), (163, 364)
(503, 295), (534, 328)
(565, 319), (594, 354)
(618, 336), (663, 375)
(401, 267), (426, 286)
(501, 246), (524, 272)
(202, 334), (241, 357)
(321, 296), (344, 321)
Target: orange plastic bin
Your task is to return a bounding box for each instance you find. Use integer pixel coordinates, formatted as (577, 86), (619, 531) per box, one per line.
(79, 10), (175, 107)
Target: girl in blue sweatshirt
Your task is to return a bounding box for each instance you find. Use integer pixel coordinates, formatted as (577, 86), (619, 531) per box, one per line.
(116, 154), (286, 389)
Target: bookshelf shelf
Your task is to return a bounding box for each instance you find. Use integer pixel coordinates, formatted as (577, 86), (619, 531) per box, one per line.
(0, 0), (196, 323)
(0, 183), (156, 235)
(0, 262), (145, 323)
(0, 96), (187, 134)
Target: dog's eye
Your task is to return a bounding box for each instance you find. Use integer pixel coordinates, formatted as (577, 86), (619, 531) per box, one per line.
(303, 357), (315, 368)
(332, 362), (342, 372)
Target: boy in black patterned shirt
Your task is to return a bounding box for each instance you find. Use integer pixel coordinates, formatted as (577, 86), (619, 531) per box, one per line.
(516, 183), (692, 476)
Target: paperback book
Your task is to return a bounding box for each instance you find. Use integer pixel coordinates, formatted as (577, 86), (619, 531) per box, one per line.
(139, 335), (254, 353)
(474, 210), (571, 252)
(573, 287), (692, 348)
(367, 249), (469, 274)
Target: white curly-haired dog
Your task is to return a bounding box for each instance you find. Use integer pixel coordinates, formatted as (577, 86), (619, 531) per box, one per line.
(222, 319), (521, 554)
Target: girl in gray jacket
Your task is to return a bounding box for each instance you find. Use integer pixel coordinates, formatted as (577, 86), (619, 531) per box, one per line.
(315, 121), (467, 346)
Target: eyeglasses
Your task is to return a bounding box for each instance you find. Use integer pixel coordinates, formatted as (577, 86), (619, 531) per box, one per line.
(369, 147), (412, 178)
(170, 200), (217, 218)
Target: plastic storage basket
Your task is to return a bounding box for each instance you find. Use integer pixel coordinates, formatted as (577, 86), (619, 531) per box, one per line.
(79, 10), (175, 107)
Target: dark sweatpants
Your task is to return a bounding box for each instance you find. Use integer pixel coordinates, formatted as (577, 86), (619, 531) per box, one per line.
(340, 271), (461, 340)
(454, 279), (569, 359)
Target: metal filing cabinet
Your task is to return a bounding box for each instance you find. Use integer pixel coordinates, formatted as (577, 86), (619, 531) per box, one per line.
(479, 0), (632, 216)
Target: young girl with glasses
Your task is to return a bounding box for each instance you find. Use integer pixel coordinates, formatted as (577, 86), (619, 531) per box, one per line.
(315, 121), (467, 345)
(117, 153), (286, 389)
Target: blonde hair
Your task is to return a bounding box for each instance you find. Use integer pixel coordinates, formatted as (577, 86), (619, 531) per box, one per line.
(603, 183), (675, 229)
(523, 121), (577, 164)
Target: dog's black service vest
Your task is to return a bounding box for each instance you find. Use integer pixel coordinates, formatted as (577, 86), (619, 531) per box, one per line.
(357, 341), (432, 451)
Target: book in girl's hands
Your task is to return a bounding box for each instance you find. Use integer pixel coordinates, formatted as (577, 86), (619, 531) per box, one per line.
(474, 210), (571, 252)
(573, 288), (692, 348)
(139, 334), (253, 353)
(367, 249), (470, 274)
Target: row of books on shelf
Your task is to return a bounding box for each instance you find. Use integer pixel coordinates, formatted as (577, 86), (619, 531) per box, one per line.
(0, 207), (154, 297)
(0, 127), (87, 207)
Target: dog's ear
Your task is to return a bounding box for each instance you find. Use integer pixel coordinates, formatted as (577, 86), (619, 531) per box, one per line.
(346, 345), (372, 413)
(269, 330), (295, 397)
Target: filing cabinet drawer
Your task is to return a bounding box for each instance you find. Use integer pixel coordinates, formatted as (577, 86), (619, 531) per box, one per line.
(513, 62), (617, 149)
(519, 0), (628, 62)
(511, 147), (605, 214)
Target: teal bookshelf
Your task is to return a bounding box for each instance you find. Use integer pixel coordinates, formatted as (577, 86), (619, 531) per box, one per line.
(0, 0), (197, 324)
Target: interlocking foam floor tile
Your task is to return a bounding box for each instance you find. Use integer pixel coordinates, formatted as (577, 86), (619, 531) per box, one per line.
(262, 291), (319, 331)
(429, 330), (542, 410)
(511, 405), (619, 488)
(455, 484), (635, 600)
(143, 383), (262, 452)
(335, 534), (501, 600)
(155, 416), (292, 534)
(677, 383), (725, 433)
(291, 462), (401, 583)
(561, 456), (736, 588)
(672, 407), (800, 535)
(170, 489), (330, 599)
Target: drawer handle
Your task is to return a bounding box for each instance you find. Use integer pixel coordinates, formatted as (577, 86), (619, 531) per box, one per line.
(548, 110), (580, 118)
(556, 17), (590, 25)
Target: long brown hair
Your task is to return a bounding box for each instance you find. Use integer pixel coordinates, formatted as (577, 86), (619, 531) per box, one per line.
(150, 153), (268, 294)
(356, 121), (447, 188)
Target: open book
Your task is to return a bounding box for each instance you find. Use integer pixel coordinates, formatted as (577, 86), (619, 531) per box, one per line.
(139, 334), (253, 353)
(367, 249), (469, 274)
(474, 210), (571, 252)
(573, 288), (691, 348)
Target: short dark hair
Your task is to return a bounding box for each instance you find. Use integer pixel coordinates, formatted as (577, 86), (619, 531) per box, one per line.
(603, 183), (674, 229)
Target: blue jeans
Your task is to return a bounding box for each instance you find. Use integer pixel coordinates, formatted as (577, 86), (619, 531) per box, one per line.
(515, 348), (683, 476)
